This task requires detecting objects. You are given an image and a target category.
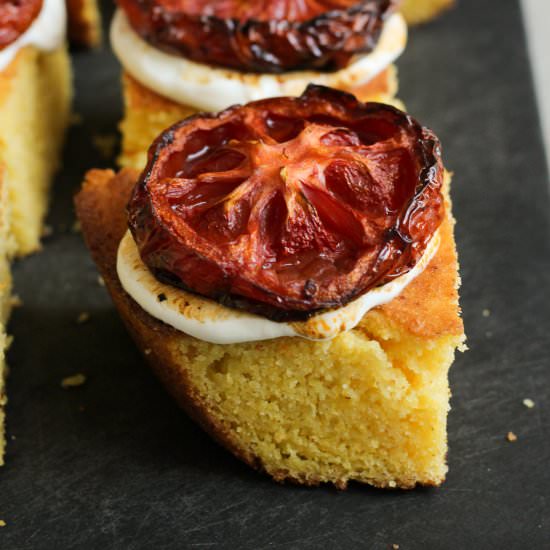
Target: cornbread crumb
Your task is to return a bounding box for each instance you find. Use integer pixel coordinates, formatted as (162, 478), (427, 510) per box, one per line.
(144, 348), (152, 355)
(92, 133), (118, 160)
(0, 520), (6, 527)
(9, 295), (22, 308)
(97, 275), (105, 287)
(506, 431), (518, 442)
(523, 398), (535, 409)
(70, 112), (83, 126)
(392, 545), (400, 550)
(61, 374), (87, 389)
(76, 312), (90, 324)
(482, 309), (491, 318)
(41, 225), (53, 239)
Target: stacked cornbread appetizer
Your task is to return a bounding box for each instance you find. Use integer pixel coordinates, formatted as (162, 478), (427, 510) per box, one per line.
(0, 0), (71, 256)
(0, 0), (71, 461)
(76, 86), (465, 488)
(111, 0), (408, 169)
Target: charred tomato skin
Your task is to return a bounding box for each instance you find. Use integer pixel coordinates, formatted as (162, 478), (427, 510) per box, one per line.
(0, 0), (43, 49)
(117, 0), (397, 73)
(128, 85), (444, 321)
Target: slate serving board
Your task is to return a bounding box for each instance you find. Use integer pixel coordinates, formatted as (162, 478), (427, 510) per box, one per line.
(1, 0), (549, 548)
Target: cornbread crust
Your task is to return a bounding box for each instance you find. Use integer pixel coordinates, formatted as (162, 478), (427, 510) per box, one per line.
(119, 66), (401, 170)
(400, 0), (454, 25)
(378, 182), (463, 339)
(66, 0), (102, 47)
(0, 45), (72, 255)
(0, 169), (15, 464)
(76, 168), (464, 489)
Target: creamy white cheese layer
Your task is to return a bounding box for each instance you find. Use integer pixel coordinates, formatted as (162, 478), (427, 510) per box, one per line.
(117, 230), (440, 344)
(0, 0), (67, 72)
(110, 9), (407, 112)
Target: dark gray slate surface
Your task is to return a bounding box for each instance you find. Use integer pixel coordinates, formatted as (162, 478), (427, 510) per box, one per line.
(1, 0), (549, 548)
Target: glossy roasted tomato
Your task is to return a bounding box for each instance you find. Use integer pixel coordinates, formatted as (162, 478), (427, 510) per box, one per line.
(148, 0), (369, 21)
(117, 0), (396, 73)
(128, 85), (444, 321)
(0, 0), (42, 50)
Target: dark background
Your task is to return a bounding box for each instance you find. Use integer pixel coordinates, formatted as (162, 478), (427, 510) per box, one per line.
(1, 0), (549, 548)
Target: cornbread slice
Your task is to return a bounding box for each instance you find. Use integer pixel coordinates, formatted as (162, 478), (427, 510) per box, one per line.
(400, 0), (454, 25)
(76, 168), (465, 489)
(119, 66), (401, 170)
(66, 0), (102, 47)
(0, 168), (16, 464)
(0, 46), (72, 255)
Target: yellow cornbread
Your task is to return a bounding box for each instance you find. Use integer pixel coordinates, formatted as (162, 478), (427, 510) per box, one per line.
(0, 46), (72, 255)
(158, 309), (463, 487)
(118, 66), (401, 170)
(401, 0), (454, 25)
(66, 0), (102, 47)
(0, 170), (16, 464)
(76, 169), (465, 489)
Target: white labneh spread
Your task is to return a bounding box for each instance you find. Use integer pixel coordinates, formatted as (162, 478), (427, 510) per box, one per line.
(117, 230), (440, 345)
(110, 9), (407, 112)
(0, 0), (67, 72)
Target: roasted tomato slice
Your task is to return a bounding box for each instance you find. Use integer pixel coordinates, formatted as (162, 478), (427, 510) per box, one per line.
(0, 0), (42, 50)
(117, 0), (397, 73)
(128, 85), (444, 321)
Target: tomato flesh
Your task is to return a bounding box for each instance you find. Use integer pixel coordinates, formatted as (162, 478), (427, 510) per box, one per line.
(154, 0), (360, 22)
(118, 0), (396, 73)
(0, 0), (42, 49)
(128, 85), (444, 321)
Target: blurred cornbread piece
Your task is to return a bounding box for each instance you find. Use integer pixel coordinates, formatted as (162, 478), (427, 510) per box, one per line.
(401, 0), (454, 25)
(118, 67), (400, 170)
(0, 17), (71, 459)
(66, 0), (102, 47)
(0, 46), (71, 255)
(0, 170), (16, 464)
(76, 168), (465, 489)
